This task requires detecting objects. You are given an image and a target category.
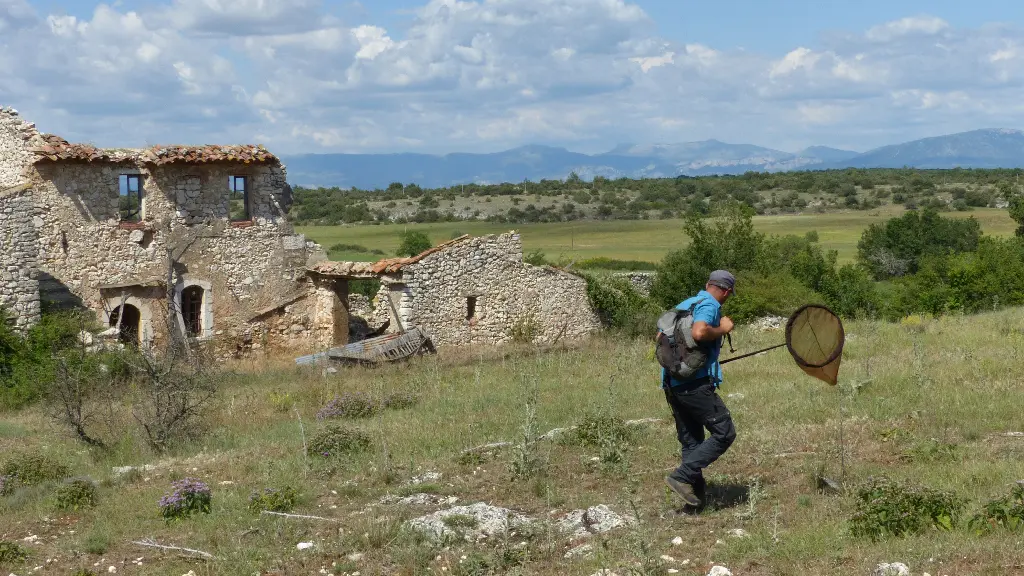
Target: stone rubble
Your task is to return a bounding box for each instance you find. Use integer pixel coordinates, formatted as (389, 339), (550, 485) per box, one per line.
(872, 563), (911, 576)
(707, 567), (733, 576)
(379, 493), (459, 507)
(751, 315), (786, 332)
(563, 543), (594, 559)
(407, 471), (443, 485)
(556, 505), (636, 539)
(406, 502), (534, 543)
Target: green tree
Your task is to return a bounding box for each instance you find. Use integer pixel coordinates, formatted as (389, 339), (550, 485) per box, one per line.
(651, 203), (762, 307)
(1009, 195), (1024, 237)
(395, 231), (432, 257)
(856, 207), (981, 280)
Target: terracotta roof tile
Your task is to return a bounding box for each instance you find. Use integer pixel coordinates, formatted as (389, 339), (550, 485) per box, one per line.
(31, 135), (279, 165)
(140, 144), (278, 165)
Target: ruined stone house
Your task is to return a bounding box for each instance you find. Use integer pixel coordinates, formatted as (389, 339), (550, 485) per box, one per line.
(0, 106), (341, 352)
(309, 232), (602, 347)
(1, 106), (601, 353)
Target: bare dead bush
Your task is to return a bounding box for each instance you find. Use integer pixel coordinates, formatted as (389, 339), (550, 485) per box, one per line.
(49, 351), (119, 449)
(128, 338), (218, 453)
(45, 317), (128, 450)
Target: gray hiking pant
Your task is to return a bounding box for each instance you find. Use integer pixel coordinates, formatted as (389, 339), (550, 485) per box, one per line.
(664, 381), (737, 487)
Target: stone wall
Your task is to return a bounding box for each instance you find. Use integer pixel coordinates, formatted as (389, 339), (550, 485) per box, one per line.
(0, 184), (41, 330)
(26, 158), (321, 352)
(387, 233), (601, 347)
(0, 107), (40, 188)
(0, 107), (42, 330)
(614, 271), (655, 296)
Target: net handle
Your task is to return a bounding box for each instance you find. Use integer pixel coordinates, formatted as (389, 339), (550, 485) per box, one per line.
(719, 342), (786, 364)
(785, 303), (845, 369)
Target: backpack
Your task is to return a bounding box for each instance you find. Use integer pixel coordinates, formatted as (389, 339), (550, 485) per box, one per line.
(654, 298), (710, 381)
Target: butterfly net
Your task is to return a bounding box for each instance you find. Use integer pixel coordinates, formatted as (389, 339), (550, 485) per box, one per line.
(785, 304), (845, 385)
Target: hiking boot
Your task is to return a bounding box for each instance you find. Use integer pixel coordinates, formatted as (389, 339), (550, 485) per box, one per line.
(693, 477), (707, 501)
(665, 476), (701, 507)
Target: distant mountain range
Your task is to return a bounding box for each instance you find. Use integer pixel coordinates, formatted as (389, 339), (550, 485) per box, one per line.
(281, 128), (1024, 189)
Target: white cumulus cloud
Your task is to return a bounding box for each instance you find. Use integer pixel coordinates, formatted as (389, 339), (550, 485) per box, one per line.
(1, 3), (1024, 156)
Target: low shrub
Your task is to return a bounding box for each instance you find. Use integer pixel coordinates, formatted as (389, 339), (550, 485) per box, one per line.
(82, 527), (110, 555)
(268, 391), (296, 413)
(55, 478), (98, 511)
(158, 477), (212, 520)
(327, 243), (386, 256)
(582, 273), (661, 339)
(968, 484), (1024, 534)
(1, 309), (96, 410)
(381, 392), (419, 410)
(248, 486), (298, 513)
(317, 392), (378, 420)
(849, 476), (966, 540)
(523, 249), (550, 266)
(564, 411), (638, 470)
(308, 424), (372, 459)
(0, 453), (71, 494)
(509, 311), (539, 344)
(0, 540), (29, 563)
(565, 412), (637, 449)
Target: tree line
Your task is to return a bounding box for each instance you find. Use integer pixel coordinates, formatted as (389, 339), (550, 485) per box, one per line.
(584, 199), (1024, 336)
(288, 168), (1024, 226)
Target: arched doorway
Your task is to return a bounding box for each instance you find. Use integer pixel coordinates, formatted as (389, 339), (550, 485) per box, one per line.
(109, 304), (141, 345)
(181, 285), (204, 337)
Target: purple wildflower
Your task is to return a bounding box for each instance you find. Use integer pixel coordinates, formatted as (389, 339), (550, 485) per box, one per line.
(159, 477), (212, 520)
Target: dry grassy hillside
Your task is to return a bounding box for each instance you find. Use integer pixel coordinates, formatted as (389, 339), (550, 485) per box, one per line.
(2, 310), (1024, 575)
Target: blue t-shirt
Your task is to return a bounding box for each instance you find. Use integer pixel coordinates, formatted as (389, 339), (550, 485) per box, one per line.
(661, 290), (723, 388)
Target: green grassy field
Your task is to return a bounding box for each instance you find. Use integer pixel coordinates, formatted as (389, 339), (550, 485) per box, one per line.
(298, 207), (1017, 265)
(3, 311), (1024, 575)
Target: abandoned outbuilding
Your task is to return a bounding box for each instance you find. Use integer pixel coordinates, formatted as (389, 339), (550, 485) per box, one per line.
(309, 232), (602, 348)
(1, 106), (601, 355)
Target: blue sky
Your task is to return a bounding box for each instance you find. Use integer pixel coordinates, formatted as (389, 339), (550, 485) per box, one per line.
(4, 0), (1024, 155)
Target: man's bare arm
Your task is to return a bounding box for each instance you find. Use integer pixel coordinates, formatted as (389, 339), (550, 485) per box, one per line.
(692, 317), (734, 341)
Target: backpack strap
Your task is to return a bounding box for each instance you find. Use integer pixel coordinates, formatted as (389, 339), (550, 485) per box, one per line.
(680, 297), (706, 349)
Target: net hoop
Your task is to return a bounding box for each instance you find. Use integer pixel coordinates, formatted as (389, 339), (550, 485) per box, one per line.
(785, 303), (845, 369)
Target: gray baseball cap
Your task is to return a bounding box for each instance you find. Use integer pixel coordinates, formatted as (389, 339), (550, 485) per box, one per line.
(708, 270), (737, 293)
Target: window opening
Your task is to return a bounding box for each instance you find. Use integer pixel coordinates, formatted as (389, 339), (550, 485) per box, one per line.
(119, 174), (142, 222)
(109, 304), (141, 345)
(466, 296), (477, 320)
(181, 286), (204, 337)
(229, 175), (249, 221)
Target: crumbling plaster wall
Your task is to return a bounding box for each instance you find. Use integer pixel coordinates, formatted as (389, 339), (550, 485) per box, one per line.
(28, 160), (318, 349)
(389, 233), (601, 347)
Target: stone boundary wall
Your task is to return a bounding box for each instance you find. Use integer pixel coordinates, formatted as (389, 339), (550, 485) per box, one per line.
(0, 184), (41, 330)
(613, 271), (655, 296)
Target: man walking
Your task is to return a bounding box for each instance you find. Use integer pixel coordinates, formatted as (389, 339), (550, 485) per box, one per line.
(662, 270), (738, 508)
